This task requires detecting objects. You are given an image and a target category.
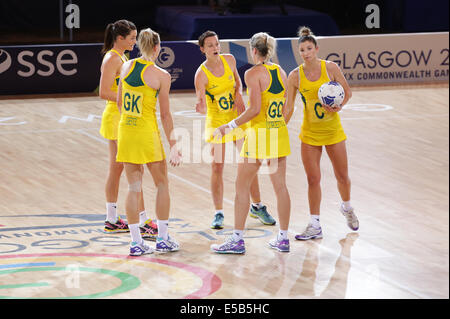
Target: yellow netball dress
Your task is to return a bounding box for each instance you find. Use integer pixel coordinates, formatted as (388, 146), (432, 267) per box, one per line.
(116, 58), (165, 164)
(99, 49), (128, 140)
(202, 55), (246, 144)
(298, 60), (346, 146)
(241, 63), (290, 159)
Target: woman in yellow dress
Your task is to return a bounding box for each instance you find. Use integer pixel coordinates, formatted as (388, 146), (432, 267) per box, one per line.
(99, 20), (157, 240)
(194, 30), (276, 229)
(116, 28), (182, 256)
(284, 27), (359, 241)
(211, 32), (291, 254)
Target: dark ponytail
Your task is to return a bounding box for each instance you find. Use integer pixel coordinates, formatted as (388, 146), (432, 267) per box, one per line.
(101, 20), (137, 55)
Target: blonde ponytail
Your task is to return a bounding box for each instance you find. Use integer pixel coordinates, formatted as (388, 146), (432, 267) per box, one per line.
(138, 28), (160, 60)
(250, 32), (276, 61)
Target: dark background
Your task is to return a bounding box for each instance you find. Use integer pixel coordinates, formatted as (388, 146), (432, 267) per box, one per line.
(0, 0), (448, 45)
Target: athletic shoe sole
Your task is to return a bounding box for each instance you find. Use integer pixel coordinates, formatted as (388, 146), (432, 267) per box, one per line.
(249, 213), (276, 225)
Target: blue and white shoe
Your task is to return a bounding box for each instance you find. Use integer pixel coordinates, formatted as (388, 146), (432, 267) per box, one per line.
(249, 205), (276, 225)
(268, 237), (290, 252)
(156, 235), (180, 252)
(211, 212), (224, 229)
(129, 241), (154, 256)
(211, 237), (245, 254)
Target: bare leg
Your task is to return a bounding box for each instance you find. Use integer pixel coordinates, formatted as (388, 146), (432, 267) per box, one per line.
(146, 160), (170, 221)
(301, 142), (323, 216)
(325, 141), (351, 202)
(235, 138), (261, 203)
(105, 140), (123, 203)
(234, 159), (262, 230)
(268, 157), (290, 230)
(210, 143), (225, 211)
(123, 163), (143, 225)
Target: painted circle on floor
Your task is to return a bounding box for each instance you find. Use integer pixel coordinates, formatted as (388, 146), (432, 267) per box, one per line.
(0, 253), (222, 299)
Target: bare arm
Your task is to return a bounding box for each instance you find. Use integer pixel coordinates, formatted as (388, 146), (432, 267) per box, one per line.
(194, 67), (208, 114)
(234, 67), (261, 126)
(158, 70), (182, 166)
(158, 71), (176, 148)
(285, 68), (299, 124)
(324, 61), (352, 112)
(99, 54), (122, 102)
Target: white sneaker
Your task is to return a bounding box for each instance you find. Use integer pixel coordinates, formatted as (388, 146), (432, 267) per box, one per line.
(295, 224), (323, 240)
(156, 235), (180, 252)
(129, 241), (154, 256)
(340, 206), (359, 231)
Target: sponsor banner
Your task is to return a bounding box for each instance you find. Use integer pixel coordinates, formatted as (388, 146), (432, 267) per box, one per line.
(0, 32), (447, 95)
(0, 44), (103, 95)
(130, 41), (205, 90)
(221, 32), (449, 85)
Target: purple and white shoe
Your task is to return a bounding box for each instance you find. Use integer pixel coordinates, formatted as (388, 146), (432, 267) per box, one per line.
(211, 237), (245, 254)
(129, 241), (154, 256)
(340, 206), (359, 231)
(156, 235), (180, 252)
(295, 224), (323, 240)
(269, 237), (290, 252)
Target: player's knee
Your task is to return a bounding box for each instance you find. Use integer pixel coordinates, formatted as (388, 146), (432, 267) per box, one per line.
(128, 180), (142, 193)
(307, 175), (321, 187)
(211, 162), (224, 175)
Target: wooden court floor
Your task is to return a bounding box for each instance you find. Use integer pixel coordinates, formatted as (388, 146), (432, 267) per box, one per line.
(0, 83), (448, 299)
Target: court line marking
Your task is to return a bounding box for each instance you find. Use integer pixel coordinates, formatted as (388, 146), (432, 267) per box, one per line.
(0, 262), (55, 269)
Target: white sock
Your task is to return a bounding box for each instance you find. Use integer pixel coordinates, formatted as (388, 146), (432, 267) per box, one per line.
(232, 229), (244, 241)
(106, 202), (118, 223)
(342, 201), (352, 211)
(252, 202), (262, 209)
(310, 215), (321, 228)
(215, 209), (224, 216)
(278, 229), (288, 240)
(129, 223), (142, 244)
(157, 220), (169, 241)
(139, 210), (148, 226)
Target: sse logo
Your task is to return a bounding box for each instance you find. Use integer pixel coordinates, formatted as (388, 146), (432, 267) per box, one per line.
(0, 49), (12, 74)
(0, 48), (78, 77)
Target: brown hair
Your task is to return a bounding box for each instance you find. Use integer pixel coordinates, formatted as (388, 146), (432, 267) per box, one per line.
(101, 19), (137, 54)
(298, 26), (317, 47)
(198, 30), (218, 47)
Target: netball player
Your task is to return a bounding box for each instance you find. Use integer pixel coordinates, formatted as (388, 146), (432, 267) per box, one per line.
(211, 32), (291, 254)
(284, 27), (359, 240)
(116, 28), (182, 256)
(99, 20), (157, 240)
(194, 30), (276, 229)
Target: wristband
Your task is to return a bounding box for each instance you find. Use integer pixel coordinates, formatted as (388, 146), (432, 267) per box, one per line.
(227, 119), (238, 129)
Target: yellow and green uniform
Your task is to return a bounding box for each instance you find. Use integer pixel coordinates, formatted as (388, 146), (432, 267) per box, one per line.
(202, 55), (246, 143)
(241, 63), (290, 159)
(298, 60), (346, 146)
(116, 58), (165, 164)
(99, 49), (128, 140)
